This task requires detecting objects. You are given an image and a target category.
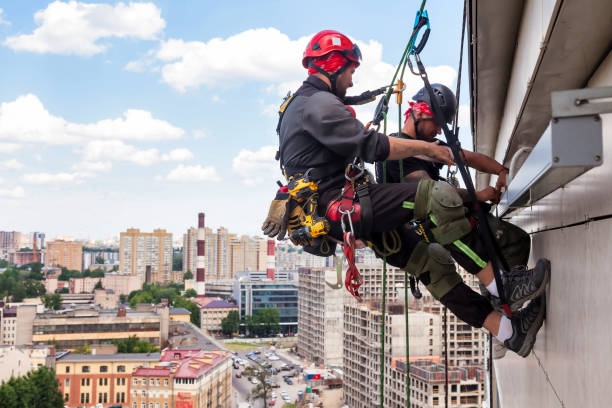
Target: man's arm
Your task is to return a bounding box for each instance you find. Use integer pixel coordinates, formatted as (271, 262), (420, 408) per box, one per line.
(388, 137), (453, 164)
(462, 150), (509, 192)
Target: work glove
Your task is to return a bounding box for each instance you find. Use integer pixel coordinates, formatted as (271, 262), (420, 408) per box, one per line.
(261, 186), (290, 240)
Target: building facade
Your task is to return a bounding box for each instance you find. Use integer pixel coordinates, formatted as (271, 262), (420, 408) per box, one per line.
(388, 358), (485, 408)
(233, 277), (298, 335)
(297, 267), (344, 367)
(0, 304), (37, 346)
(120, 228), (172, 285)
(198, 300), (237, 335)
(131, 349), (232, 408)
(56, 352), (159, 408)
(46, 240), (83, 272)
(31, 306), (169, 349)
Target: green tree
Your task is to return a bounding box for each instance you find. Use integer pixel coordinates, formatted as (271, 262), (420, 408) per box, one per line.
(0, 259), (8, 268)
(24, 279), (45, 297)
(173, 295), (200, 327)
(90, 268), (105, 278)
(95, 255), (105, 264)
(221, 310), (240, 337)
(244, 364), (274, 408)
(58, 287), (69, 294)
(94, 280), (104, 290)
(0, 366), (63, 408)
(184, 288), (197, 298)
(119, 294), (127, 304)
(10, 284), (26, 302)
(58, 268), (82, 281)
(256, 308), (280, 335)
(243, 315), (259, 337)
(112, 335), (159, 353)
(42, 293), (62, 310)
(183, 270), (193, 280)
(74, 344), (91, 354)
(129, 291), (154, 307)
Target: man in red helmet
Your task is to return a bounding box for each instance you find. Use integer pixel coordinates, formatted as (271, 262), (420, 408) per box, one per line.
(265, 30), (548, 358)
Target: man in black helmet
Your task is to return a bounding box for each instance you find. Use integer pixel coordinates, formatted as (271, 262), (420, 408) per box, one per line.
(375, 83), (546, 357)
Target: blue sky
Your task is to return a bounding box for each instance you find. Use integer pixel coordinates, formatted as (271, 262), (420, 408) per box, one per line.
(0, 1), (470, 242)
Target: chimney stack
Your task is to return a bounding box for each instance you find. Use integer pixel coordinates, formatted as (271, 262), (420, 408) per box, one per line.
(196, 212), (206, 295)
(266, 240), (275, 280)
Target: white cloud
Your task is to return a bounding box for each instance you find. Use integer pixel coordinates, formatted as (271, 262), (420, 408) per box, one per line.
(80, 140), (159, 166)
(4, 1), (165, 56)
(457, 104), (470, 128)
(0, 9), (11, 26)
(0, 143), (21, 153)
(22, 172), (91, 184)
(157, 164), (221, 182)
(232, 145), (277, 176)
(72, 161), (112, 172)
(0, 158), (23, 169)
(79, 141), (191, 166)
(145, 28), (310, 92)
(161, 148), (193, 162)
(0, 94), (184, 145)
(0, 186), (24, 198)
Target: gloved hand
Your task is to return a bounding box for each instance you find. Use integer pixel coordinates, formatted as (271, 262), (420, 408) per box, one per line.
(261, 186), (290, 240)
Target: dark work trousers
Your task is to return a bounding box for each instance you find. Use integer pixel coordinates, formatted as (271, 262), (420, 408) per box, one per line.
(321, 182), (494, 327)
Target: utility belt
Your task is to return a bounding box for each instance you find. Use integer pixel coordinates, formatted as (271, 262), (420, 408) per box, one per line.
(284, 159), (374, 256)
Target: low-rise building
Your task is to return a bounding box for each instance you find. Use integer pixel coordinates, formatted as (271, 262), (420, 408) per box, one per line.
(170, 307), (191, 323)
(198, 300), (237, 335)
(0, 345), (57, 382)
(31, 305), (169, 349)
(94, 289), (119, 309)
(56, 352), (160, 407)
(388, 357), (484, 408)
(131, 349), (232, 408)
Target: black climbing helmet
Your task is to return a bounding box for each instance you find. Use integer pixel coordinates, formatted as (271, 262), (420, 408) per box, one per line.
(412, 83), (457, 124)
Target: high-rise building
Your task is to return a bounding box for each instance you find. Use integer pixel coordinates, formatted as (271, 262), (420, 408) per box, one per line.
(119, 228), (172, 284)
(0, 231), (26, 259)
(195, 212), (206, 295)
(342, 299), (441, 408)
(297, 267), (344, 367)
(46, 240), (83, 272)
(230, 235), (267, 275)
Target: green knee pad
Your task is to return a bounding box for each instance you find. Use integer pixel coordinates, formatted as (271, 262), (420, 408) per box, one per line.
(415, 180), (472, 245)
(404, 241), (463, 300)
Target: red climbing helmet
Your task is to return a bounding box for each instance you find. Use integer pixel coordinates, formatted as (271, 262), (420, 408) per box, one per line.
(302, 30), (362, 69)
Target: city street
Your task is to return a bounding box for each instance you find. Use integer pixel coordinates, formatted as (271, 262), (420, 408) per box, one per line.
(231, 345), (310, 408)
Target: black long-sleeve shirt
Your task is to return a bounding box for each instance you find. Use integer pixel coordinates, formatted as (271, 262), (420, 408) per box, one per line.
(279, 76), (389, 192)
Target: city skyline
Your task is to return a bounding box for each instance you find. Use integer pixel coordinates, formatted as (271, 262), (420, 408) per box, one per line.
(0, 1), (469, 239)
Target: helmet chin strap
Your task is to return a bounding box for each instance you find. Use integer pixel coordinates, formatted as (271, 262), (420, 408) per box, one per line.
(410, 109), (426, 140)
(309, 60), (353, 96)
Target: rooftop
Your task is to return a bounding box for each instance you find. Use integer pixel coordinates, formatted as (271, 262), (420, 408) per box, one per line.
(170, 307), (191, 315)
(57, 352), (161, 363)
(201, 300), (236, 309)
(133, 367), (171, 377)
(160, 349), (230, 379)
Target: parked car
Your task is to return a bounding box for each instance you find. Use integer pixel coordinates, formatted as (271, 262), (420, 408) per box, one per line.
(284, 378), (293, 385)
(235, 372), (242, 378)
(268, 401), (275, 406)
(250, 377), (258, 385)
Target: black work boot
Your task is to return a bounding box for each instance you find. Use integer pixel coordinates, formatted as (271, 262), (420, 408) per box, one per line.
(486, 259), (551, 312)
(504, 292), (546, 357)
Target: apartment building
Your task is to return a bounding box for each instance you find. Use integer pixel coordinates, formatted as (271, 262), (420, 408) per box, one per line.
(297, 267), (344, 367)
(120, 228), (172, 285)
(0, 304), (37, 346)
(31, 306), (169, 349)
(56, 352), (160, 408)
(230, 235), (267, 275)
(388, 358), (484, 408)
(46, 240), (83, 272)
(131, 349), (232, 408)
(343, 299), (441, 408)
